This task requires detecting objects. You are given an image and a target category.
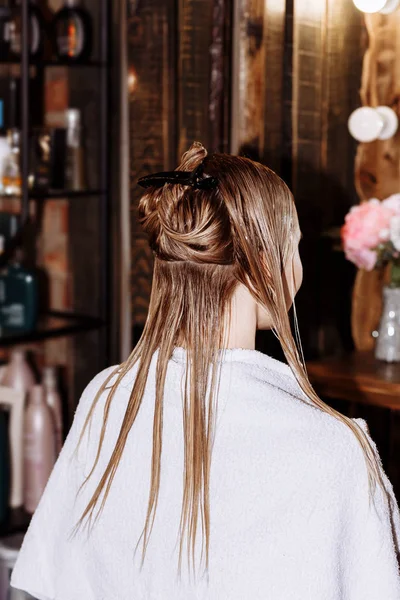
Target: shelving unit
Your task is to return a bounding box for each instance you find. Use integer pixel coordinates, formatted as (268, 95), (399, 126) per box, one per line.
(0, 0), (113, 539)
(2, 60), (107, 68)
(29, 189), (105, 199)
(0, 311), (104, 347)
(0, 0), (111, 357)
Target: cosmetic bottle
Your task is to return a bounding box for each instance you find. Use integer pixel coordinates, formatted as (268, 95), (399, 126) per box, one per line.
(0, 1), (11, 59)
(8, 0), (45, 59)
(0, 248), (38, 333)
(2, 348), (35, 398)
(0, 212), (19, 247)
(30, 126), (67, 191)
(23, 384), (56, 513)
(1, 128), (21, 197)
(65, 108), (85, 190)
(2, 349), (36, 508)
(1, 80), (21, 200)
(0, 99), (10, 196)
(42, 366), (63, 456)
(52, 0), (92, 63)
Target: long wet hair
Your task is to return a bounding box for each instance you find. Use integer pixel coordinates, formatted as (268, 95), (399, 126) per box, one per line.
(71, 142), (385, 580)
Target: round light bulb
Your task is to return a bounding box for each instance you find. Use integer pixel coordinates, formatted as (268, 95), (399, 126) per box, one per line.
(353, 0), (387, 11)
(348, 107), (384, 142)
(375, 106), (398, 139)
(348, 106), (398, 142)
(352, 0), (400, 12)
(379, 0), (400, 13)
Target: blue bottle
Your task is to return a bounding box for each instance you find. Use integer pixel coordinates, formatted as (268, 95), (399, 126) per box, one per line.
(0, 250), (38, 333)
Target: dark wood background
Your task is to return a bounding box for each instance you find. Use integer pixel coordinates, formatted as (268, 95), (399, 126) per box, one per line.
(127, 0), (364, 355)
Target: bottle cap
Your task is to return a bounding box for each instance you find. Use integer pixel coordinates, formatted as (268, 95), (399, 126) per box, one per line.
(10, 349), (25, 361)
(66, 109), (81, 128)
(43, 366), (57, 388)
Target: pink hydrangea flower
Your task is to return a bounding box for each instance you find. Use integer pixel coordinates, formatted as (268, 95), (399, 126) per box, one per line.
(341, 199), (392, 271)
(382, 193), (400, 213)
(344, 247), (378, 271)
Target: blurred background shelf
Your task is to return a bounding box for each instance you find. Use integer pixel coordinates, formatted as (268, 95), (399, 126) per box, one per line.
(0, 311), (104, 347)
(29, 188), (105, 199)
(0, 507), (32, 538)
(0, 60), (107, 68)
(0, 190), (105, 201)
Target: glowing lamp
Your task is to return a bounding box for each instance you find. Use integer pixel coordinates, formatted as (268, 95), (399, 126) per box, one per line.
(352, 0), (400, 13)
(348, 106), (398, 143)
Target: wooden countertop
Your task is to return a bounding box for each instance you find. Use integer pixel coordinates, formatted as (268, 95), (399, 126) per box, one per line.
(306, 352), (400, 410)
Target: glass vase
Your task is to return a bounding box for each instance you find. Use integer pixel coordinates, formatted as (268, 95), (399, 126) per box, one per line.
(375, 285), (400, 362)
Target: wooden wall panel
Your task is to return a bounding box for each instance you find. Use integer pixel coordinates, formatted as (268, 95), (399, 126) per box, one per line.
(210, 0), (232, 153)
(231, 0), (286, 170)
(178, 0), (214, 155)
(178, 0), (232, 156)
(352, 12), (400, 350)
(128, 0), (176, 327)
(291, 0), (363, 357)
(261, 0), (286, 172)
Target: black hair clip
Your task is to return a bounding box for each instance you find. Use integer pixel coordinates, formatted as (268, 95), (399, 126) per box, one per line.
(137, 162), (218, 190)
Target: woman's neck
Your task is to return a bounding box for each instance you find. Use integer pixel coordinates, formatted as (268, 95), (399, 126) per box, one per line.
(224, 284), (257, 349)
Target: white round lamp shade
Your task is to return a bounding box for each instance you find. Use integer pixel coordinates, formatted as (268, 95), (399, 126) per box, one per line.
(352, 0), (400, 12)
(375, 106), (399, 139)
(379, 0), (400, 13)
(348, 106), (398, 142)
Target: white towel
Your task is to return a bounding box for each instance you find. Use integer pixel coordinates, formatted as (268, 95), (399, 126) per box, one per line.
(9, 348), (400, 599)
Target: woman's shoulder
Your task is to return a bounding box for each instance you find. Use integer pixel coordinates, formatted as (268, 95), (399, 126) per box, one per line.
(72, 364), (125, 421)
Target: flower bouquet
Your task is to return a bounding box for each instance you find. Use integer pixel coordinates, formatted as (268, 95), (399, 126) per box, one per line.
(342, 193), (400, 361)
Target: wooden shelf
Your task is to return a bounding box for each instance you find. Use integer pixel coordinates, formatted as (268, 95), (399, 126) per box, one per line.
(0, 190), (105, 201)
(29, 189), (105, 199)
(0, 59), (107, 68)
(0, 311), (104, 347)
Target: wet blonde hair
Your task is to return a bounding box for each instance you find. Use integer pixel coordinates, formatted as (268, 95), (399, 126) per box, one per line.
(71, 142), (385, 580)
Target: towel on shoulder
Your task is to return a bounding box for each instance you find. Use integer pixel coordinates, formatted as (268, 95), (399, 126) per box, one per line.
(9, 348), (400, 600)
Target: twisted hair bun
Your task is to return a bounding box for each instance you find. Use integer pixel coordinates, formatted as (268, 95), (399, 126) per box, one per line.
(138, 142), (234, 264)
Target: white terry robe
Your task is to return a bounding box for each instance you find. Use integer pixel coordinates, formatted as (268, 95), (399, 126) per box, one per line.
(9, 348), (400, 599)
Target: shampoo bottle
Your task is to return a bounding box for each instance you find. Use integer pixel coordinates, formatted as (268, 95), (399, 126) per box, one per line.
(42, 366), (63, 456)
(0, 248), (38, 333)
(2, 349), (35, 507)
(23, 384), (56, 514)
(0, 99), (10, 196)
